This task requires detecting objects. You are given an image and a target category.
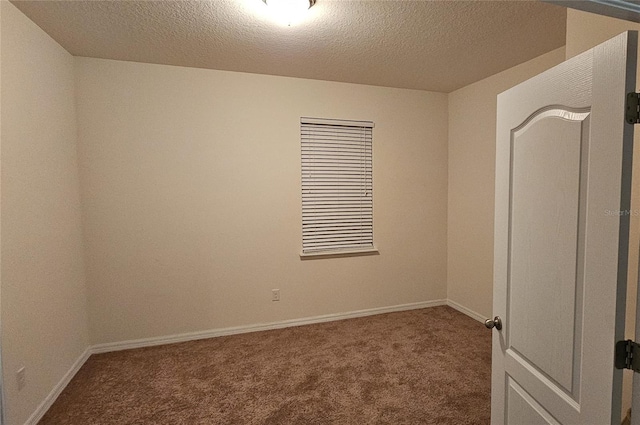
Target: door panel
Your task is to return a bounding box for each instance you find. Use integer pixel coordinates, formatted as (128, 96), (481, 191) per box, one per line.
(508, 110), (589, 398)
(507, 377), (560, 425)
(493, 32), (637, 425)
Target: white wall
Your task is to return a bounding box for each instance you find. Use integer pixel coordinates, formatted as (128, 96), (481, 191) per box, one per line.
(446, 47), (565, 319)
(1, 3), (90, 425)
(74, 58), (449, 345)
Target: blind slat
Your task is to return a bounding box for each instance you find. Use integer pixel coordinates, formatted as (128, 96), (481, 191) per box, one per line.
(301, 117), (374, 128)
(303, 223), (373, 229)
(303, 231), (373, 238)
(302, 183), (373, 187)
(303, 241), (374, 250)
(303, 215), (373, 220)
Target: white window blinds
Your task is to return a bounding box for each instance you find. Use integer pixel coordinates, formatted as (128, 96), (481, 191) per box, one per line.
(301, 117), (374, 254)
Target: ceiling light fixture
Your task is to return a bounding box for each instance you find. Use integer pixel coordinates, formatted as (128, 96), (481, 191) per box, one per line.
(262, 0), (316, 26)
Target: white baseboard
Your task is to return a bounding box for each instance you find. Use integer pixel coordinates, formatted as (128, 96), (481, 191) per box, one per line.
(27, 298), (488, 424)
(24, 347), (91, 425)
(92, 299), (447, 354)
(446, 299), (486, 323)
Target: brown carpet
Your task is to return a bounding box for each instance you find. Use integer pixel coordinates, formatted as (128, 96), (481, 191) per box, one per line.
(40, 306), (491, 425)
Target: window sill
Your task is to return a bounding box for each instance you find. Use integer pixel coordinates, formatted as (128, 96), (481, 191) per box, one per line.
(300, 247), (379, 260)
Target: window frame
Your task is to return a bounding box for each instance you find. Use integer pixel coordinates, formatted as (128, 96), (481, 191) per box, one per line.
(300, 117), (378, 258)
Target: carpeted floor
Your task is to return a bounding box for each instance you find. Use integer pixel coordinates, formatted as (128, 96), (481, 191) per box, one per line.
(40, 306), (491, 424)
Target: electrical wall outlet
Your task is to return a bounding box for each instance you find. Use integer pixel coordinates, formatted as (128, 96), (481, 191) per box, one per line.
(17, 367), (25, 391)
(272, 289), (280, 301)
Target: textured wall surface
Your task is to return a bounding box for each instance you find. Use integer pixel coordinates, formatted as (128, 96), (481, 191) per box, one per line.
(75, 58), (449, 345)
(447, 47), (565, 319)
(12, 0), (566, 92)
(1, 3), (90, 424)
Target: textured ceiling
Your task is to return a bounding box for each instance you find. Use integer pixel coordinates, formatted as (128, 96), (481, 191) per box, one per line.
(10, 0), (567, 92)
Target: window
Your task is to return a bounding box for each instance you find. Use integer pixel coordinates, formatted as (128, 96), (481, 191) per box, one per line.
(301, 117), (375, 256)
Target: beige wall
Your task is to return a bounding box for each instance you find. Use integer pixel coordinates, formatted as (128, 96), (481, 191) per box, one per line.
(446, 47), (565, 319)
(74, 58), (449, 345)
(1, 3), (90, 425)
(565, 8), (640, 417)
(565, 9), (640, 59)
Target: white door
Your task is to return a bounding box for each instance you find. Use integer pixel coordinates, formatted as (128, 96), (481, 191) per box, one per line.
(492, 31), (637, 425)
